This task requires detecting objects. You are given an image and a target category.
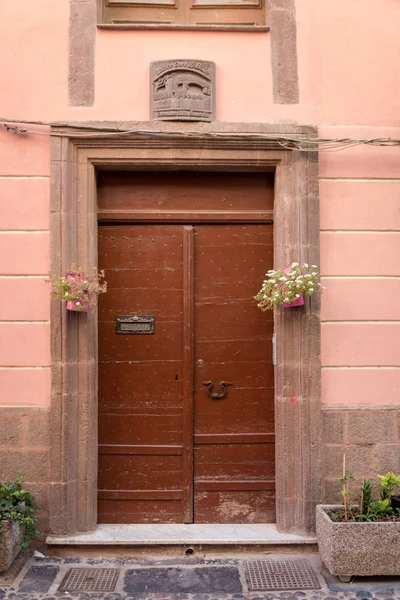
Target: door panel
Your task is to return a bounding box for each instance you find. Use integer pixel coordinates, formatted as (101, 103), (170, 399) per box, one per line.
(98, 224), (186, 523)
(98, 171), (274, 213)
(98, 175), (274, 524)
(193, 225), (275, 523)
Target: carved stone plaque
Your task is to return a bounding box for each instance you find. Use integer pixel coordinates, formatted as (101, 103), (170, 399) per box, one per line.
(150, 60), (216, 122)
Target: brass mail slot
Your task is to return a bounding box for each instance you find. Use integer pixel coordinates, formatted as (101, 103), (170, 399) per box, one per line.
(116, 316), (155, 335)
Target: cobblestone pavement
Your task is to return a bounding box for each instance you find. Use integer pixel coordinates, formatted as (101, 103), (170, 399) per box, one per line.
(1, 554), (400, 600)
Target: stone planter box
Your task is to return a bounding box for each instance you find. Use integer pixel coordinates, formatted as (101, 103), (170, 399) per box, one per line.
(0, 520), (23, 573)
(317, 504), (400, 580)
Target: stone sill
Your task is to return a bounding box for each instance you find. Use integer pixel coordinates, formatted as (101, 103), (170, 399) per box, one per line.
(47, 524), (317, 546)
(98, 24), (270, 32)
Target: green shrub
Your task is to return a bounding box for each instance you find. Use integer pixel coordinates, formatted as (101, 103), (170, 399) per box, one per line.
(0, 475), (39, 548)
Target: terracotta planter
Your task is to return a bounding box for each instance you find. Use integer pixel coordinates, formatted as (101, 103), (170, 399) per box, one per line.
(316, 504), (400, 580)
(283, 296), (304, 308)
(0, 520), (23, 573)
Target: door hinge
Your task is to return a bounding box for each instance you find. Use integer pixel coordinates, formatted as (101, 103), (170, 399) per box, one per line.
(272, 333), (277, 366)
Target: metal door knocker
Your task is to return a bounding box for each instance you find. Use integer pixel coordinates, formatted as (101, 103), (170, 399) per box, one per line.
(202, 381), (232, 400)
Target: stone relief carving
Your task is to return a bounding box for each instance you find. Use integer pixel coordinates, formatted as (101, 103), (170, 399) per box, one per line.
(150, 60), (216, 122)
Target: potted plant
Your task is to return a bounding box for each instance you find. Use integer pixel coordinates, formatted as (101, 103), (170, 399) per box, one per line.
(49, 267), (107, 312)
(316, 459), (400, 581)
(0, 476), (38, 572)
(255, 262), (324, 310)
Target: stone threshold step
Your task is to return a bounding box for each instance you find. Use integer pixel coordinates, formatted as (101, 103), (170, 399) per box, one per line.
(47, 523), (317, 546)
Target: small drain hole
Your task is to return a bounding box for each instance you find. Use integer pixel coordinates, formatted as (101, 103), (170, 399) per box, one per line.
(185, 547), (194, 556)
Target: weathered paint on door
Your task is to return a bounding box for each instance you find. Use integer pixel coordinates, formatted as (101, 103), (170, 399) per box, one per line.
(97, 172), (274, 524)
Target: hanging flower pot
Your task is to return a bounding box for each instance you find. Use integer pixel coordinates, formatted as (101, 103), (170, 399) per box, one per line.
(48, 267), (107, 313)
(66, 298), (90, 312)
(282, 266), (304, 307)
(283, 295), (305, 308)
(65, 272), (90, 312)
(255, 262), (324, 311)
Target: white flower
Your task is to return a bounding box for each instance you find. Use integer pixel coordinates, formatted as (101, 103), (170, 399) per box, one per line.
(303, 263), (308, 267)
(70, 277), (75, 281)
(65, 292), (68, 296)
(295, 294), (300, 298)
(284, 298), (290, 302)
(279, 277), (287, 281)
(76, 301), (81, 306)
(311, 265), (317, 268)
(291, 262), (299, 267)
(309, 288), (314, 293)
(305, 274), (312, 278)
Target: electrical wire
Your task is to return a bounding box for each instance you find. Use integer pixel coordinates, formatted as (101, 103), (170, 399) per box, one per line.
(1, 117), (400, 153)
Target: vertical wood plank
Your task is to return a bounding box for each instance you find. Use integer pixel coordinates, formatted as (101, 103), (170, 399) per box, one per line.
(182, 225), (194, 523)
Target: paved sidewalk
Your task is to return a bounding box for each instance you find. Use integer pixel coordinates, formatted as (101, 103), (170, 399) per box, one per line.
(1, 554), (400, 600)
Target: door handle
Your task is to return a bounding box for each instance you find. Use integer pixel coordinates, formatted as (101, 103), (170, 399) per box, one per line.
(202, 381), (232, 400)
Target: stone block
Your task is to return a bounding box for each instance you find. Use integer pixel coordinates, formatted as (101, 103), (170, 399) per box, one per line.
(26, 413), (50, 447)
(269, 7), (299, 104)
(0, 450), (49, 482)
(371, 444), (400, 474)
(323, 444), (371, 478)
(322, 410), (345, 444)
(23, 482), (49, 513)
(346, 410), (396, 445)
(0, 417), (23, 447)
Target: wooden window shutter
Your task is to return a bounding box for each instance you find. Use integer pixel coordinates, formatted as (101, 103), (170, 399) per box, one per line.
(102, 0), (266, 26)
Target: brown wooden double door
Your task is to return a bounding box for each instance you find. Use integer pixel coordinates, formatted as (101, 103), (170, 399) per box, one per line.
(97, 176), (275, 524)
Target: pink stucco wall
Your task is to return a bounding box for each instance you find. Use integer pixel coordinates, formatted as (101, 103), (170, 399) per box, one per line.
(0, 0), (399, 409)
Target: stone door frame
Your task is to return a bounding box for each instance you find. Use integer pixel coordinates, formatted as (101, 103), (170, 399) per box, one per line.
(49, 121), (321, 536)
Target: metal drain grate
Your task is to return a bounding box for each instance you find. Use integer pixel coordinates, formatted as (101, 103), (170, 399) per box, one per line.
(58, 568), (120, 592)
(245, 559), (320, 591)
